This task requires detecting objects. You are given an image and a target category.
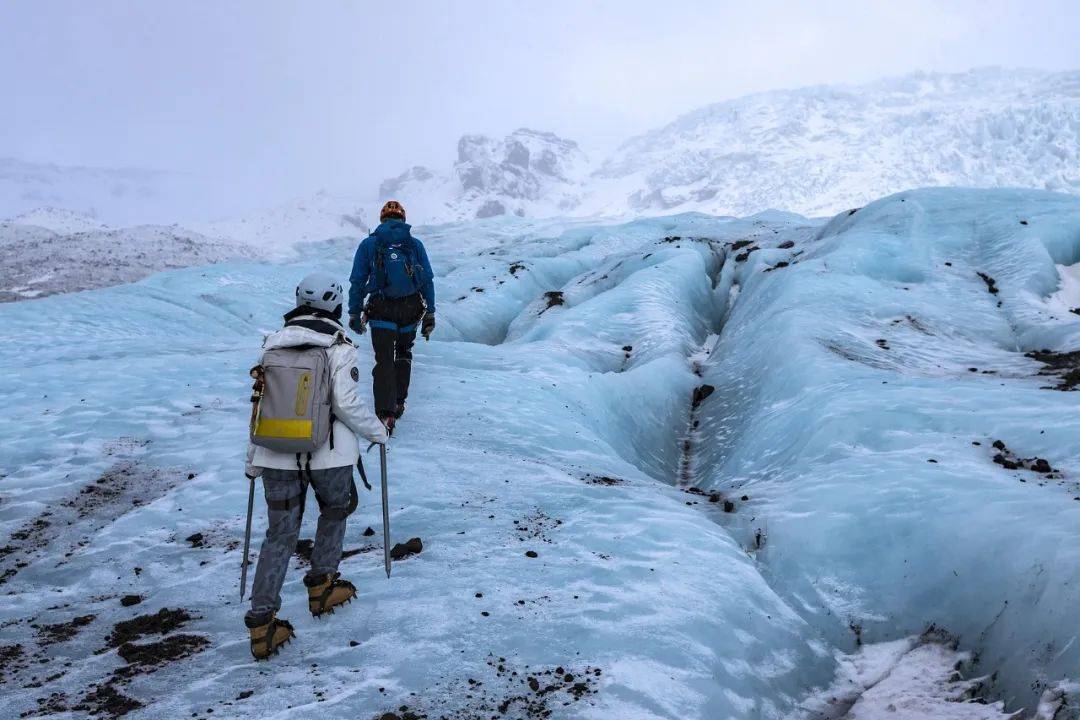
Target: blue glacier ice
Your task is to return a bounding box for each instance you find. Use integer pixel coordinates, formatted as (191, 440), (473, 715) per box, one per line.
(0, 188), (1078, 718)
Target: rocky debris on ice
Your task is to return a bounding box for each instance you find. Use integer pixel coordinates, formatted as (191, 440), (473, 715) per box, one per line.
(375, 655), (602, 720)
(0, 220), (255, 302)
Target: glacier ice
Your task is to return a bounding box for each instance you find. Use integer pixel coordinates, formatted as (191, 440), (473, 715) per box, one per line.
(0, 188), (1078, 718)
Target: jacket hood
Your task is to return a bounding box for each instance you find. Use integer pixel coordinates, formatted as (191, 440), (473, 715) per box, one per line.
(373, 220), (412, 241)
(263, 311), (348, 351)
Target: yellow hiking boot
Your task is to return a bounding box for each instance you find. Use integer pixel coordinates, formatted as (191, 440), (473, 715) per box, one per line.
(246, 612), (294, 661)
(305, 572), (357, 618)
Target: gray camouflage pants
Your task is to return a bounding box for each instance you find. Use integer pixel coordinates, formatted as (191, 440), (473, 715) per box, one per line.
(247, 465), (355, 619)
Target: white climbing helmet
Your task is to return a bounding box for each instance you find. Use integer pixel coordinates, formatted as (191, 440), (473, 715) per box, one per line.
(295, 272), (344, 314)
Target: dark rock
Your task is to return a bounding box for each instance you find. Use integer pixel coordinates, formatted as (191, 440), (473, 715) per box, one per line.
(542, 291), (565, 312)
(294, 539), (314, 562)
(184, 533), (204, 548)
(584, 474), (623, 485)
(389, 537), (423, 560)
(692, 385), (715, 408)
(977, 271), (999, 294)
(362, 527), (375, 537)
(1025, 349), (1080, 391)
(104, 608), (194, 649)
(35, 614), (96, 646)
(74, 682), (142, 718)
(525, 550), (538, 558)
(116, 634), (209, 669)
(120, 595), (143, 607)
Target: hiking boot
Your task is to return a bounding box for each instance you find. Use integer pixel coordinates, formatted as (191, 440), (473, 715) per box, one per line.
(245, 612), (294, 661)
(305, 572), (357, 617)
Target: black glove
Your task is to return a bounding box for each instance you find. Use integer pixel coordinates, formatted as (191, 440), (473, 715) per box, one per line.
(421, 312), (435, 340)
(348, 313), (367, 335)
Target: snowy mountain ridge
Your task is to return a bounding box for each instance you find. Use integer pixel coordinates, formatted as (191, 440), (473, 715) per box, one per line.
(381, 67), (1080, 223)
(9, 206), (111, 234)
(379, 128), (589, 223)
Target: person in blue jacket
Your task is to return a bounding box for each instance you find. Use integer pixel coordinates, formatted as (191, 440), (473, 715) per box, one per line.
(348, 200), (435, 429)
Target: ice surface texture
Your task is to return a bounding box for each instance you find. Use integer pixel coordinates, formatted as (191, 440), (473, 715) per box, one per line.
(0, 188), (1078, 718)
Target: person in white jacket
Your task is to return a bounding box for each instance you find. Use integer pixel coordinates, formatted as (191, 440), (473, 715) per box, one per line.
(243, 272), (387, 660)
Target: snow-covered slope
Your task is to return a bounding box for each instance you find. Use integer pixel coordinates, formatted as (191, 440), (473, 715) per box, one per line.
(378, 128), (589, 223)
(191, 191), (369, 259)
(381, 68), (1080, 224)
(0, 193), (369, 301)
(9, 207), (110, 234)
(0, 188), (1078, 719)
(598, 68), (1080, 218)
(0, 222), (255, 301)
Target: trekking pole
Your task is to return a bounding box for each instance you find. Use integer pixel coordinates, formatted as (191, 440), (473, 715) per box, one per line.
(241, 366), (264, 600)
(240, 475), (256, 600)
(380, 443), (391, 578)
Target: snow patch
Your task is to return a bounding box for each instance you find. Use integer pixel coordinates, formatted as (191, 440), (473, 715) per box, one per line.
(797, 632), (1016, 720)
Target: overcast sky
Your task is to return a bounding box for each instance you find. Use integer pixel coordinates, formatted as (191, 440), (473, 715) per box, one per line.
(3, 0), (1079, 212)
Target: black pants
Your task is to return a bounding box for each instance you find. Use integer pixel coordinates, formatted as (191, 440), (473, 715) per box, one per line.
(366, 293), (424, 416)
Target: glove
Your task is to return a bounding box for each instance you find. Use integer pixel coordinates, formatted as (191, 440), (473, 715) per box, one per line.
(421, 312), (435, 341)
(244, 445), (262, 479)
(348, 313), (367, 335)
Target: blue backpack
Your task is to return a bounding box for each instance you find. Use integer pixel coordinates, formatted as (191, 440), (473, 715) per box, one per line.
(367, 233), (425, 299)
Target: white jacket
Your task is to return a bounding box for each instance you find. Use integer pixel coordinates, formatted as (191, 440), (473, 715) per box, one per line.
(246, 316), (387, 475)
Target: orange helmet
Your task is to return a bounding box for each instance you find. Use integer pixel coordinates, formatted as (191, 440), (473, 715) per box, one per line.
(380, 200), (406, 222)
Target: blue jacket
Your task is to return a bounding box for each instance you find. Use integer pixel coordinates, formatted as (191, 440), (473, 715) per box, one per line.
(348, 220), (436, 315)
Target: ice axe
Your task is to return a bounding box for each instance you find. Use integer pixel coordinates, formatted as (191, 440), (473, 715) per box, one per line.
(380, 443), (391, 578)
(239, 474), (256, 600)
